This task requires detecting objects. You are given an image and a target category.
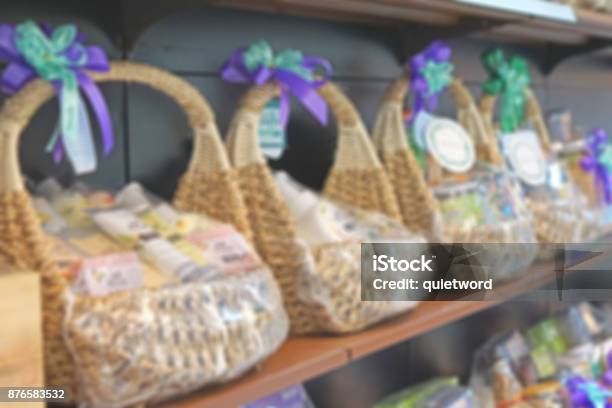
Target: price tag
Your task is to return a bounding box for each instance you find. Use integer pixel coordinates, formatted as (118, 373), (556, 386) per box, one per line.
(72, 252), (143, 296)
(259, 98), (286, 159)
(425, 117), (475, 173)
(187, 225), (262, 275)
(411, 110), (433, 150)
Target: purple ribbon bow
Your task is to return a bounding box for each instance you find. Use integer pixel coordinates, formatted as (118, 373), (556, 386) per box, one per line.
(220, 41), (332, 129)
(409, 40), (453, 122)
(0, 21), (113, 169)
(581, 128), (612, 204)
(603, 352), (612, 387)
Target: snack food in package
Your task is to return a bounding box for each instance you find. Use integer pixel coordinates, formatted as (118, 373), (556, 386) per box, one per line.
(32, 180), (288, 407)
(274, 172), (423, 332)
(374, 377), (480, 408)
(470, 303), (612, 408)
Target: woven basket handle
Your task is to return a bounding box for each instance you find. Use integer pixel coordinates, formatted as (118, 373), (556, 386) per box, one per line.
(374, 76), (489, 151)
(226, 81), (381, 169)
(478, 89), (552, 153)
(0, 61), (229, 193)
(373, 75), (503, 170)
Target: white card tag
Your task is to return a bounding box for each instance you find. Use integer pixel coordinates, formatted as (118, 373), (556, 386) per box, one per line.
(425, 117), (476, 173)
(72, 252), (143, 296)
(411, 110), (433, 150)
(501, 130), (547, 186)
(259, 98), (286, 159)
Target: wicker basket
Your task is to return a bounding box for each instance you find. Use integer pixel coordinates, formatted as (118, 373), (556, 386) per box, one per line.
(225, 81), (421, 334)
(371, 75), (536, 281)
(479, 89), (602, 244)
(0, 61), (288, 403)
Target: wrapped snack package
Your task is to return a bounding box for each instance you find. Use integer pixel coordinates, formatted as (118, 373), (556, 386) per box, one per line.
(374, 377), (480, 408)
(0, 53), (288, 406)
(223, 42), (424, 334)
(33, 180), (290, 407)
(274, 172), (424, 324)
(470, 303), (612, 408)
(64, 266), (285, 407)
(372, 41), (537, 282)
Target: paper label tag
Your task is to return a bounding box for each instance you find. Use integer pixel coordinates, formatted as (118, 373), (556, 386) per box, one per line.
(259, 98), (286, 159)
(71, 252), (143, 296)
(501, 130), (547, 186)
(425, 117), (475, 173)
(411, 110), (433, 150)
(140, 237), (216, 282)
(187, 225), (261, 275)
(92, 208), (156, 247)
(69, 234), (124, 257)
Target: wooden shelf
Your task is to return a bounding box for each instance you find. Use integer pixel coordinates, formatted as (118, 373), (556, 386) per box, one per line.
(158, 248), (608, 408)
(207, 0), (612, 44)
(160, 337), (348, 408)
(116, 0), (612, 51)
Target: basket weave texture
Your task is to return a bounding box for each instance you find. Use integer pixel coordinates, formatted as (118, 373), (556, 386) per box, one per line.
(0, 62), (268, 398)
(371, 75), (531, 247)
(478, 89), (602, 243)
(225, 81), (417, 334)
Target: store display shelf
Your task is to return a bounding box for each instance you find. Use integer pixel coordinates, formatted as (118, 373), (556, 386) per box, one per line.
(158, 247), (609, 408)
(160, 337), (348, 408)
(117, 0), (612, 53)
(207, 0), (612, 43)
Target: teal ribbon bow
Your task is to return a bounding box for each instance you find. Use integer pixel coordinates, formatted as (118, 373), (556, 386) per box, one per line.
(221, 40), (331, 129)
(482, 48), (531, 134)
(243, 40), (313, 81)
(12, 21), (108, 174)
(421, 60), (453, 96)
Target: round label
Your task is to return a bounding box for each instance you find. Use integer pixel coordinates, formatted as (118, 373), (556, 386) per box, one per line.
(502, 130), (547, 186)
(425, 117), (476, 173)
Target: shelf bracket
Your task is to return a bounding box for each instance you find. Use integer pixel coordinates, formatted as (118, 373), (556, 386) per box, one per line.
(537, 38), (612, 76)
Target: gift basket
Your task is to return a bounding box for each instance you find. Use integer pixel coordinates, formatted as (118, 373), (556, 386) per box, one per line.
(0, 21), (287, 406)
(478, 48), (602, 245)
(221, 41), (424, 334)
(469, 302), (612, 407)
(372, 41), (537, 282)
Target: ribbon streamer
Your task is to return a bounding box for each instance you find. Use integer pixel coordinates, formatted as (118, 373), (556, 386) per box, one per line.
(409, 40), (454, 120)
(581, 128), (612, 204)
(482, 48), (531, 134)
(0, 20), (113, 174)
(221, 40), (331, 129)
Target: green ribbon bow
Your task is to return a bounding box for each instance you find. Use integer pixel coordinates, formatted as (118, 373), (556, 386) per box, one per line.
(243, 40), (312, 80)
(421, 60), (453, 96)
(482, 48), (531, 133)
(15, 21), (96, 173)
